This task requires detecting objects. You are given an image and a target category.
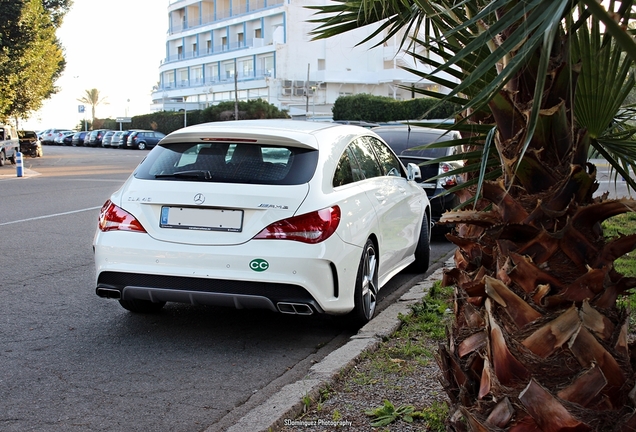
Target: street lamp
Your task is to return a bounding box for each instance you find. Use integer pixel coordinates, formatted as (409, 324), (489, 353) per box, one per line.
(184, 96), (188, 127)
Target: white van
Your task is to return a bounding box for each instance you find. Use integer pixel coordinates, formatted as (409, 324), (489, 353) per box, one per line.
(0, 124), (19, 166)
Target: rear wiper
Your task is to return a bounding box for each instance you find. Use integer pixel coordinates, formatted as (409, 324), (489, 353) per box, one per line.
(155, 170), (212, 180)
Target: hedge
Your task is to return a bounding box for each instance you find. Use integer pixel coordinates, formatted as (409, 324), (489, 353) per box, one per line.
(332, 94), (458, 123)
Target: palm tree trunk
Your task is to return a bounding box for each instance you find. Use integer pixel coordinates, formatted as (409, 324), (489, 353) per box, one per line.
(437, 48), (636, 432)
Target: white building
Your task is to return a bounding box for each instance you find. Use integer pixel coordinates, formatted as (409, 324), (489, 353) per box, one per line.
(151, 0), (445, 118)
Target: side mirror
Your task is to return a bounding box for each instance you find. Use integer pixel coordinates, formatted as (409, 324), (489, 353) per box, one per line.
(406, 163), (421, 182)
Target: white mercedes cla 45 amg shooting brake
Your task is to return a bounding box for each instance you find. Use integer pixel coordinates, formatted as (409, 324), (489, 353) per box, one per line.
(94, 120), (431, 325)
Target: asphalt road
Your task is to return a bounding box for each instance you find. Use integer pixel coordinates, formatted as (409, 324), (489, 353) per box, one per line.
(0, 145), (455, 432)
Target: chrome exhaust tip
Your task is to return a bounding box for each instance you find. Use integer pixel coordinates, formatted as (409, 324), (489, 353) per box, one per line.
(96, 288), (122, 300)
(277, 302), (314, 315)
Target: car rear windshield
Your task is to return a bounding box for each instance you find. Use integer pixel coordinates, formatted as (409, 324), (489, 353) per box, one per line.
(134, 142), (319, 185)
(19, 131), (37, 139)
(375, 130), (452, 158)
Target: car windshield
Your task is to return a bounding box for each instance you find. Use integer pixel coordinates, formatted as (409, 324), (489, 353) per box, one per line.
(134, 142), (319, 185)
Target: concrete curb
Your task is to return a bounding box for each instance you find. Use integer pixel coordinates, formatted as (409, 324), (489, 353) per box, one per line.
(225, 258), (453, 432)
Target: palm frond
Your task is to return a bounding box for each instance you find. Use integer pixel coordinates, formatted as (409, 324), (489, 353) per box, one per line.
(306, 0), (423, 49)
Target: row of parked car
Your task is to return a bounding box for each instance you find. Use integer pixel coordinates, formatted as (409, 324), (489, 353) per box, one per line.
(38, 129), (166, 150)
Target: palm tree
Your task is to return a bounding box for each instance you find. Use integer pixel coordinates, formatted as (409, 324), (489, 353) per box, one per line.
(310, 1), (636, 429)
(77, 88), (107, 126)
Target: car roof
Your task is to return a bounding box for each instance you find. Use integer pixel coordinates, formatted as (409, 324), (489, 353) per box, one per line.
(161, 119), (352, 150)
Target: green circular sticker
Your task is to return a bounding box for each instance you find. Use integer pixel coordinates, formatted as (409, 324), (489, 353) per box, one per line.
(249, 259), (269, 272)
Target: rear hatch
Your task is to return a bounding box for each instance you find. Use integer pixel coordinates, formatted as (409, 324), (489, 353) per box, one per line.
(120, 140), (319, 246)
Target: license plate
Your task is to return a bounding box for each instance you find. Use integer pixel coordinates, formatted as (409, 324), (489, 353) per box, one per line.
(160, 206), (243, 232)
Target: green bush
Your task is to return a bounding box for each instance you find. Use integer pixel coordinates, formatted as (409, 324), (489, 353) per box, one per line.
(332, 93), (459, 122)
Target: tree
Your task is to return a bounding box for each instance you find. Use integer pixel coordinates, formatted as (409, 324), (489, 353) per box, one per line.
(0, 0), (70, 123)
(309, 1), (636, 430)
(41, 0), (73, 27)
(77, 88), (107, 127)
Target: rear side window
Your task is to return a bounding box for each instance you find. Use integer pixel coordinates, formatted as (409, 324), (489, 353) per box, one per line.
(333, 148), (364, 187)
(349, 138), (383, 179)
(365, 137), (404, 177)
(134, 142), (319, 185)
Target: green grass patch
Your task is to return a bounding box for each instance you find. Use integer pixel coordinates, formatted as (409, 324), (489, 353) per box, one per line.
(364, 399), (448, 430)
(603, 212), (636, 278)
(603, 212), (636, 325)
(398, 282), (453, 341)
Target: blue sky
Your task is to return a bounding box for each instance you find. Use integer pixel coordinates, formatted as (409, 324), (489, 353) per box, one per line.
(23, 0), (168, 129)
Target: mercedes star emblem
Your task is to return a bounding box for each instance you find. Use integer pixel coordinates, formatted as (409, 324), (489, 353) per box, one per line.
(194, 193), (205, 205)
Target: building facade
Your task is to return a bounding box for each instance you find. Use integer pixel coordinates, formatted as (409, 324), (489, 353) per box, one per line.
(152, 0), (444, 118)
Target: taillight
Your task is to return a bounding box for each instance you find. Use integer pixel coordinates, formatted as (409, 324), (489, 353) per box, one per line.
(439, 163), (457, 187)
(98, 200), (146, 233)
(254, 206), (341, 244)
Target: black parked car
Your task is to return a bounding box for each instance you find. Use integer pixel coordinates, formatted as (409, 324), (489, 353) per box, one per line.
(85, 129), (109, 147)
(126, 130), (166, 150)
(71, 131), (88, 147)
(373, 125), (463, 226)
(60, 132), (74, 146)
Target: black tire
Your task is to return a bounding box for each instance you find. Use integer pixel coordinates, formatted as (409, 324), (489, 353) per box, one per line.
(408, 213), (431, 273)
(8, 148), (16, 164)
(137, 142), (146, 150)
(36, 147), (43, 157)
(119, 298), (166, 313)
(0, 150), (5, 166)
(348, 238), (379, 326)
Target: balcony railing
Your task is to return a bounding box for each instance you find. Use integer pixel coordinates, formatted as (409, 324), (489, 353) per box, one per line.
(169, 0), (285, 34)
(162, 38), (267, 65)
(157, 68), (273, 92)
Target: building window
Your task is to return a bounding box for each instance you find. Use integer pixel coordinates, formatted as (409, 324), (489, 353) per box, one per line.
(239, 58), (254, 78)
(260, 55), (274, 76)
(164, 71), (175, 89)
(254, 28), (262, 39)
(178, 69), (188, 87)
(318, 59), (326, 71)
(223, 62), (235, 79)
(205, 63), (218, 82)
(191, 66), (203, 85)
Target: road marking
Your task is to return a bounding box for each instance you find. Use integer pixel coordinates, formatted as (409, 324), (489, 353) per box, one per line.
(0, 206), (102, 226)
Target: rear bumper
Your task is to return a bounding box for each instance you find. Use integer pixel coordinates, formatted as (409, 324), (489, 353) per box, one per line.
(96, 271), (325, 314)
(94, 230), (362, 315)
